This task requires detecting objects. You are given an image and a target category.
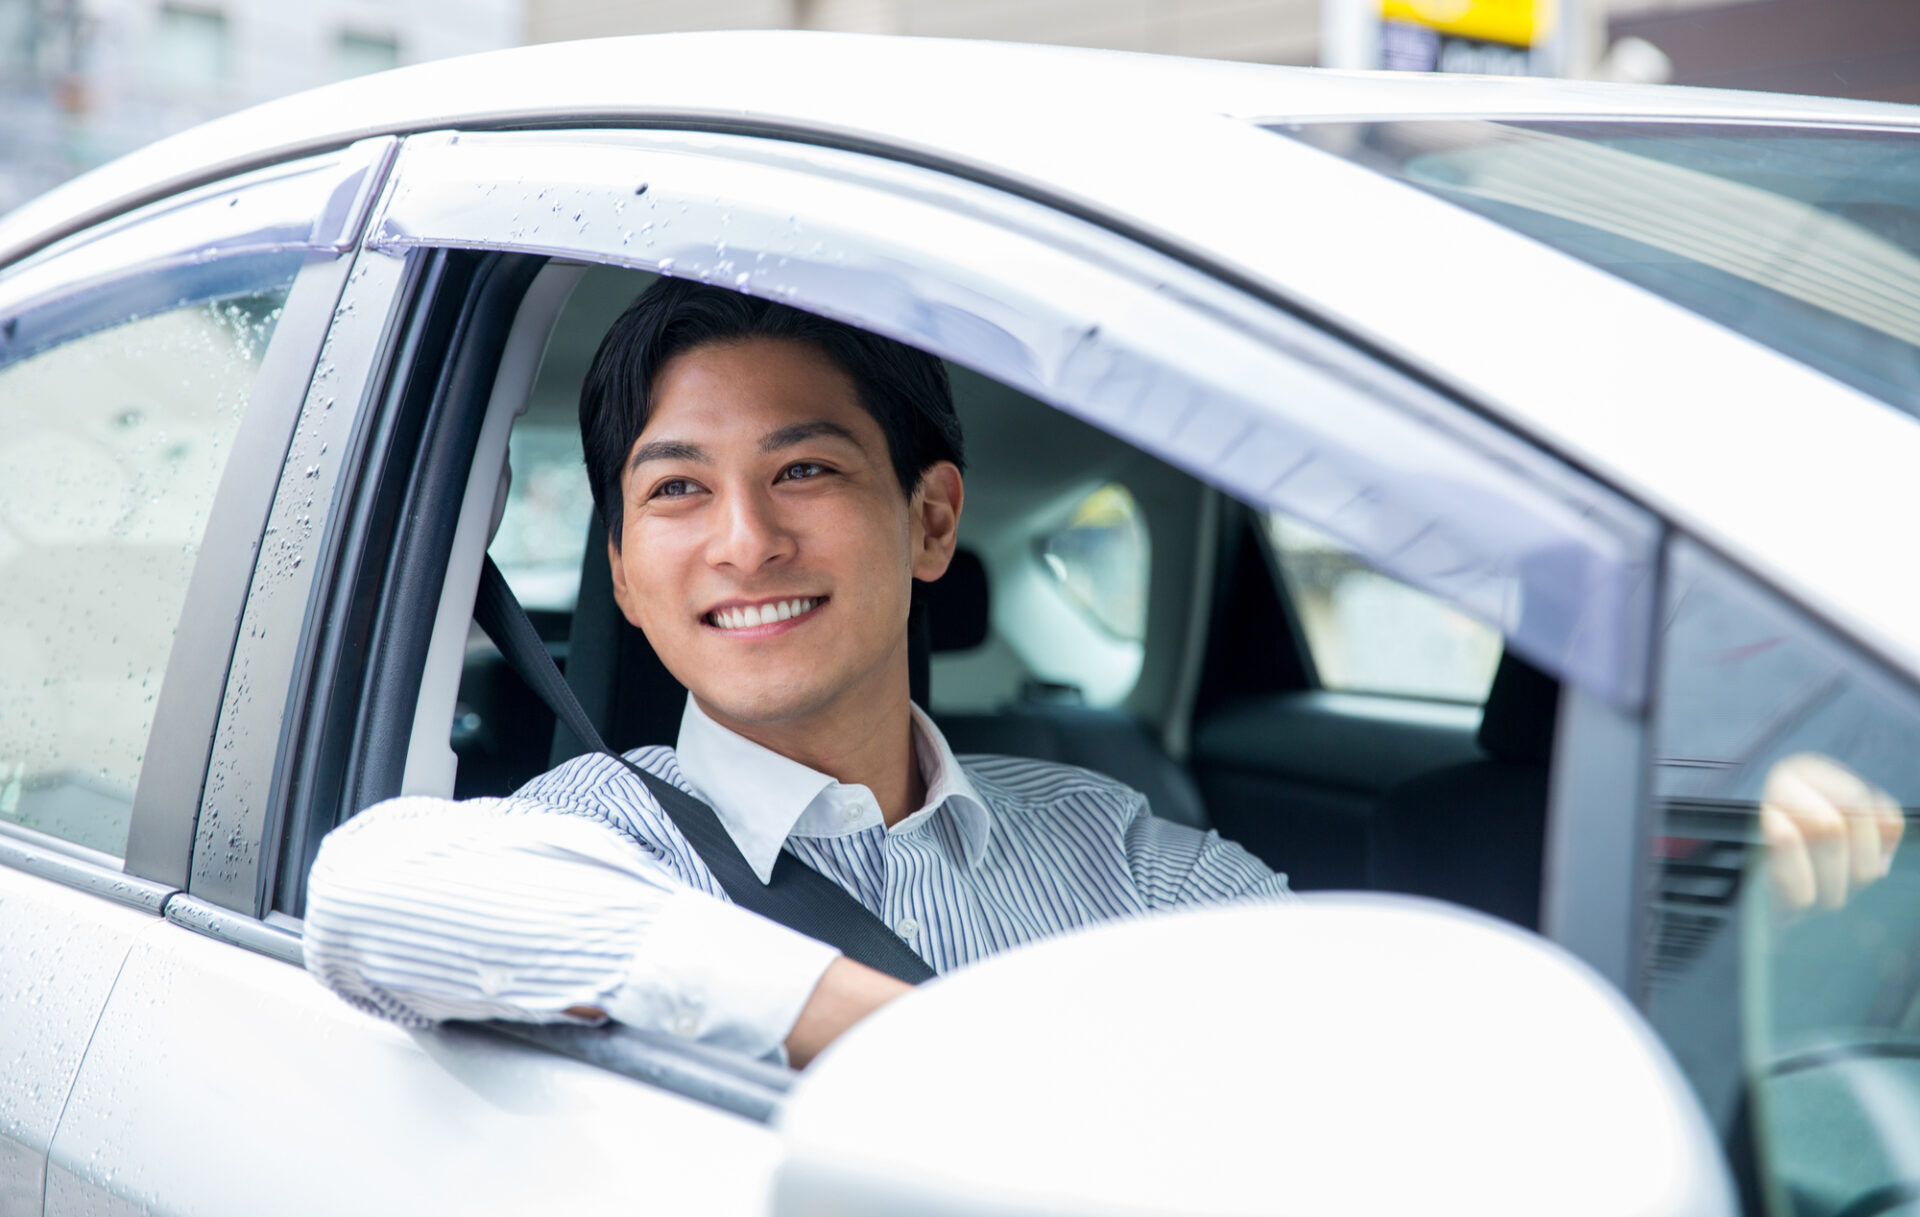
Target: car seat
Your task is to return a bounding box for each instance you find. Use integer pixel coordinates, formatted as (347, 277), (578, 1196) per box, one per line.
(550, 536), (1210, 831)
(1365, 651), (1559, 929)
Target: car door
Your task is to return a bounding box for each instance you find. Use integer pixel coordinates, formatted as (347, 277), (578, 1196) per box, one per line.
(31, 150), (788, 1215)
(0, 138), (401, 1214)
(0, 139), (388, 1214)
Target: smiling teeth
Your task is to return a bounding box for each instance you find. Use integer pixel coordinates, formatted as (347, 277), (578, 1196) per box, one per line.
(711, 598), (820, 630)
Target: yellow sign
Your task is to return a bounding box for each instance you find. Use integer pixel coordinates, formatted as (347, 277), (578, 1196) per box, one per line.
(1380, 0), (1553, 47)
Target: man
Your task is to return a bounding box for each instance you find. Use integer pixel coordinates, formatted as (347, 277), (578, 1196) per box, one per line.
(304, 278), (1293, 1067)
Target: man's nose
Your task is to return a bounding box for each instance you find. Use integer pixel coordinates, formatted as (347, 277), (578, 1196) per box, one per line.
(705, 485), (794, 572)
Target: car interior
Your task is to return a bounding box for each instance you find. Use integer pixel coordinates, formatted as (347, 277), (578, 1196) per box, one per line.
(432, 263), (1559, 929)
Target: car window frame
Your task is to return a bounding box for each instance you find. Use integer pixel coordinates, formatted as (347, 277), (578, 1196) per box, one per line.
(184, 240), (434, 920)
(0, 140), (393, 913)
(282, 124), (1664, 993)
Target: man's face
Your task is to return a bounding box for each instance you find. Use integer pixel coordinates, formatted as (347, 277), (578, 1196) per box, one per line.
(607, 336), (961, 732)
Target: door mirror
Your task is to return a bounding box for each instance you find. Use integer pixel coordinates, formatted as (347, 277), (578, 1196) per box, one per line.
(769, 896), (1734, 1217)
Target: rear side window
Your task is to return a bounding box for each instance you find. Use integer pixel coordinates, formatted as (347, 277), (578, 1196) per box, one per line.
(1643, 542), (1920, 1217)
(1035, 482), (1150, 643)
(1268, 513), (1500, 703)
(0, 270), (295, 854)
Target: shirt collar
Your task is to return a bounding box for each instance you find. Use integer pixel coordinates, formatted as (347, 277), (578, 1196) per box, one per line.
(902, 702), (993, 869)
(672, 695), (994, 885)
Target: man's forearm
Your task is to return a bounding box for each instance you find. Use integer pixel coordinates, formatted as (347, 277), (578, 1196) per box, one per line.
(784, 957), (913, 1068)
(304, 797), (672, 1027)
(570, 956), (906, 1065)
(306, 795), (844, 1059)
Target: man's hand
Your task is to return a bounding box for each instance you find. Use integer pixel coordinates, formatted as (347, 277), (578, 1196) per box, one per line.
(1758, 753), (1905, 912)
(785, 957), (913, 1068)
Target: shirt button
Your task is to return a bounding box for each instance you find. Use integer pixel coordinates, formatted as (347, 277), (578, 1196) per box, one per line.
(896, 916), (919, 940)
(842, 804), (862, 824)
(671, 1008), (701, 1037)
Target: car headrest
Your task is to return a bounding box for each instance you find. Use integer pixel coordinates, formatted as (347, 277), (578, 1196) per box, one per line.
(550, 520), (686, 765)
(908, 548), (989, 710)
(927, 549), (989, 653)
(1476, 650), (1560, 766)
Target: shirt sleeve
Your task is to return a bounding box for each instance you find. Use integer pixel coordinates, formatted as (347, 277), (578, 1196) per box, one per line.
(1121, 793), (1298, 910)
(302, 794), (840, 1059)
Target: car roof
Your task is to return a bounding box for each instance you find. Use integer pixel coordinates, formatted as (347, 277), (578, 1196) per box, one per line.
(6, 31), (1917, 270)
(9, 31), (1920, 686)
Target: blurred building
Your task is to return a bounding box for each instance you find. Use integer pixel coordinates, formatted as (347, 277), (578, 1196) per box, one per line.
(527, 0), (1324, 64)
(0, 0), (522, 214)
(525, 0), (1920, 101)
(1611, 0), (1920, 104)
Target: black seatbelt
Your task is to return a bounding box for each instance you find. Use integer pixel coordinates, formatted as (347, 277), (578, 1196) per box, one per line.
(472, 556), (935, 984)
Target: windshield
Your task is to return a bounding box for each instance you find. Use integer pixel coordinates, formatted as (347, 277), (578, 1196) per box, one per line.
(1276, 121), (1920, 417)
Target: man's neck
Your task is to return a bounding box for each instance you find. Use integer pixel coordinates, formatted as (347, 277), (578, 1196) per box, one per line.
(694, 676), (927, 828)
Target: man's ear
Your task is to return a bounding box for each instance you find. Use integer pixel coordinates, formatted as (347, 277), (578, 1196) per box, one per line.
(909, 461), (964, 582)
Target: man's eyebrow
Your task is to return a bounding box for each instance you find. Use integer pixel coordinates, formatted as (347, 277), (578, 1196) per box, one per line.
(627, 439), (710, 472)
(760, 419), (861, 454)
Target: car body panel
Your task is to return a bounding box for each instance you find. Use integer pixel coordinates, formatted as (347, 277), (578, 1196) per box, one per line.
(44, 920), (779, 1217)
(0, 860), (155, 1214)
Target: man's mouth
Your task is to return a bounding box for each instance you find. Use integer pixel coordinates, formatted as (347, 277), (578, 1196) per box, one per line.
(704, 596), (826, 631)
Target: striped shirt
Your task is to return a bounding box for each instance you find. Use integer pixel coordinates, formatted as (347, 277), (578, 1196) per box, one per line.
(305, 697), (1293, 1060)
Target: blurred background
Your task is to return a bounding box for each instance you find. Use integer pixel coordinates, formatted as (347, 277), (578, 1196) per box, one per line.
(3, 0), (1918, 217)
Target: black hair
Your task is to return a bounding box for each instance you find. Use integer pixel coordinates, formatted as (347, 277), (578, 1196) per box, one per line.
(580, 277), (964, 548)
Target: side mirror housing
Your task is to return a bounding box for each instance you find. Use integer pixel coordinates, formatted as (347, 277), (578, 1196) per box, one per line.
(770, 895), (1734, 1217)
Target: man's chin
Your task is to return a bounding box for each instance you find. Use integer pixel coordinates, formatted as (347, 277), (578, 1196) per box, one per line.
(691, 681), (837, 730)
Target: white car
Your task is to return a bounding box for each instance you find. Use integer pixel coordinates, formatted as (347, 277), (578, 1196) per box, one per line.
(3, 30), (1917, 1217)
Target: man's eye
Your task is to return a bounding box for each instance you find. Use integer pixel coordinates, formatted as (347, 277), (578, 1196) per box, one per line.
(779, 462), (828, 482)
(650, 478), (696, 499)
